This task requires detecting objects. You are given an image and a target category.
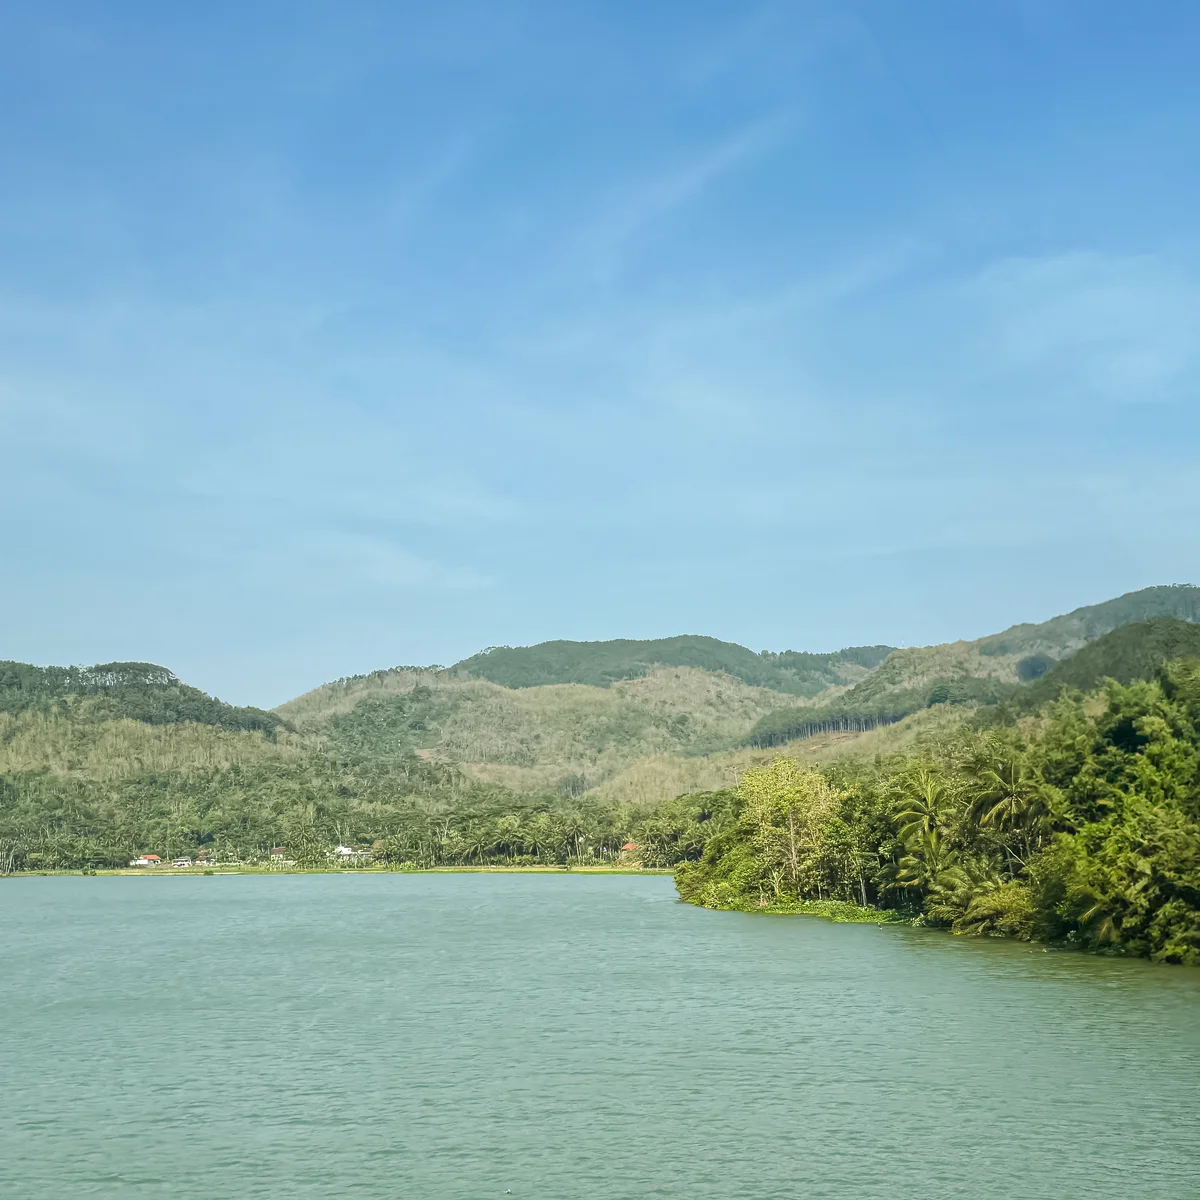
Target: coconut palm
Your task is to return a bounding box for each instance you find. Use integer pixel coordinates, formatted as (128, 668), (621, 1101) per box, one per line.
(962, 737), (1051, 863)
(892, 765), (953, 842)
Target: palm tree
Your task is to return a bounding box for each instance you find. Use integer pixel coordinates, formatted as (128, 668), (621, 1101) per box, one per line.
(895, 828), (959, 892)
(892, 765), (952, 842)
(524, 815), (559, 863)
(493, 814), (524, 861)
(962, 737), (1050, 863)
(461, 823), (493, 865)
(558, 813), (588, 861)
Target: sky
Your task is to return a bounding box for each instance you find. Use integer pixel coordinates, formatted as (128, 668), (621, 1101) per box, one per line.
(3, 0), (1200, 707)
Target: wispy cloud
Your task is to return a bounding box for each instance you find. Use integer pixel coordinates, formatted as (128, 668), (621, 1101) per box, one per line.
(967, 252), (1200, 402)
(571, 115), (796, 279)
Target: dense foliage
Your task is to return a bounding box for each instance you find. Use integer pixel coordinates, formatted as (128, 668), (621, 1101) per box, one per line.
(678, 660), (1200, 964)
(6, 589), (1200, 971)
(975, 583), (1200, 658)
(1000, 618), (1200, 715)
(744, 655), (1025, 747)
(744, 675), (1015, 748)
(0, 674), (727, 872)
(452, 636), (894, 695)
(0, 751), (724, 873)
(0, 661), (283, 736)
(745, 616), (1200, 750)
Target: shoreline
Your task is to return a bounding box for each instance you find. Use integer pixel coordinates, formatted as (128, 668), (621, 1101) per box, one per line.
(2, 864), (675, 878)
(688, 896), (913, 924)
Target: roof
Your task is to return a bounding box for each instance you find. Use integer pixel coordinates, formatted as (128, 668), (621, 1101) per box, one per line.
(621, 842), (637, 850)
(142, 854), (161, 861)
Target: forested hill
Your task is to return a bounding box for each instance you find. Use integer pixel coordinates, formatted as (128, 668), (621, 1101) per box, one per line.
(5, 584), (1200, 885)
(974, 583), (1200, 657)
(0, 660), (284, 736)
(1002, 617), (1200, 714)
(743, 585), (1200, 748)
(451, 636), (895, 695)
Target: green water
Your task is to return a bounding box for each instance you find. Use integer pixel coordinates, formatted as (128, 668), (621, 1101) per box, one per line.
(3, 875), (1198, 1198)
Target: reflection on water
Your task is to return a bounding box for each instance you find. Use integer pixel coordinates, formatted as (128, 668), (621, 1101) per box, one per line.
(3, 874), (1198, 1199)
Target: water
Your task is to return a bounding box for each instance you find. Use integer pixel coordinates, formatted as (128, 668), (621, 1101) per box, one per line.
(2, 875), (1198, 1199)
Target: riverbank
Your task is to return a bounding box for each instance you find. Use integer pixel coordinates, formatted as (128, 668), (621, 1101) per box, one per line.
(689, 896), (913, 924)
(3, 864), (675, 878)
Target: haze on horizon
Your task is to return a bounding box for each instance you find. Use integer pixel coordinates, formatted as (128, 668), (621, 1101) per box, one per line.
(3, 1), (1199, 707)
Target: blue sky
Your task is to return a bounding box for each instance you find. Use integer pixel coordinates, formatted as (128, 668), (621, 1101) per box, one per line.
(3, 1), (1199, 707)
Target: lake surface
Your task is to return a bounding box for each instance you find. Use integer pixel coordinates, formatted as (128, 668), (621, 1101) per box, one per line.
(2, 874), (1198, 1198)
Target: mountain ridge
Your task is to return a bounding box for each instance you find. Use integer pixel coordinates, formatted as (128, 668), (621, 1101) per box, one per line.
(5, 584), (1200, 871)
(449, 636), (895, 695)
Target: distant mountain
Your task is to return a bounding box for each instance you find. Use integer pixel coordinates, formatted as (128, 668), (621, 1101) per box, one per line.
(1005, 617), (1200, 713)
(974, 584), (1200, 658)
(0, 657), (483, 871)
(745, 585), (1200, 747)
(285, 584), (1200, 763)
(0, 660), (284, 736)
(7, 585), (1200, 871)
(451, 636), (895, 696)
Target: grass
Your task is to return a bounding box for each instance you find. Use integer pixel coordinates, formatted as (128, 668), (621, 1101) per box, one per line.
(698, 896), (912, 923)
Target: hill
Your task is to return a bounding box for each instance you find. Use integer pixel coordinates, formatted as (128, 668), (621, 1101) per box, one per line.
(974, 583), (1200, 658)
(744, 585), (1200, 747)
(0, 657), (570, 871)
(1005, 618), (1200, 713)
(0, 660), (284, 736)
(288, 667), (805, 795)
(282, 584), (1200, 779)
(450, 636), (895, 695)
(6, 584), (1200, 872)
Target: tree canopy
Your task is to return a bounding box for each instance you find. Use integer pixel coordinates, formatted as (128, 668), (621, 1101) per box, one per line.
(679, 660), (1200, 964)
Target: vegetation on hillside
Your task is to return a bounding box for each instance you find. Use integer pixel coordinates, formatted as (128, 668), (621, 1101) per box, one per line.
(741, 591), (1200, 749)
(276, 667), (437, 730)
(583, 706), (973, 807)
(996, 618), (1200, 716)
(744, 644), (1021, 747)
(0, 661), (284, 736)
(281, 586), (1200, 774)
(678, 660), (1200, 964)
(290, 667), (806, 791)
(6, 583), (1200, 958)
(0, 666), (733, 872)
(451, 636), (894, 694)
(975, 583), (1200, 658)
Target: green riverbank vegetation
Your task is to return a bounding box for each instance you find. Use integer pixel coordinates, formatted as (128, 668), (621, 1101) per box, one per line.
(4, 587), (1200, 968)
(676, 660), (1200, 964)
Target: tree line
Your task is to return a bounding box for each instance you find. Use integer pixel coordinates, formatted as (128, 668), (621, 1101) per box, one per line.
(0, 748), (726, 873)
(677, 659), (1200, 964)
